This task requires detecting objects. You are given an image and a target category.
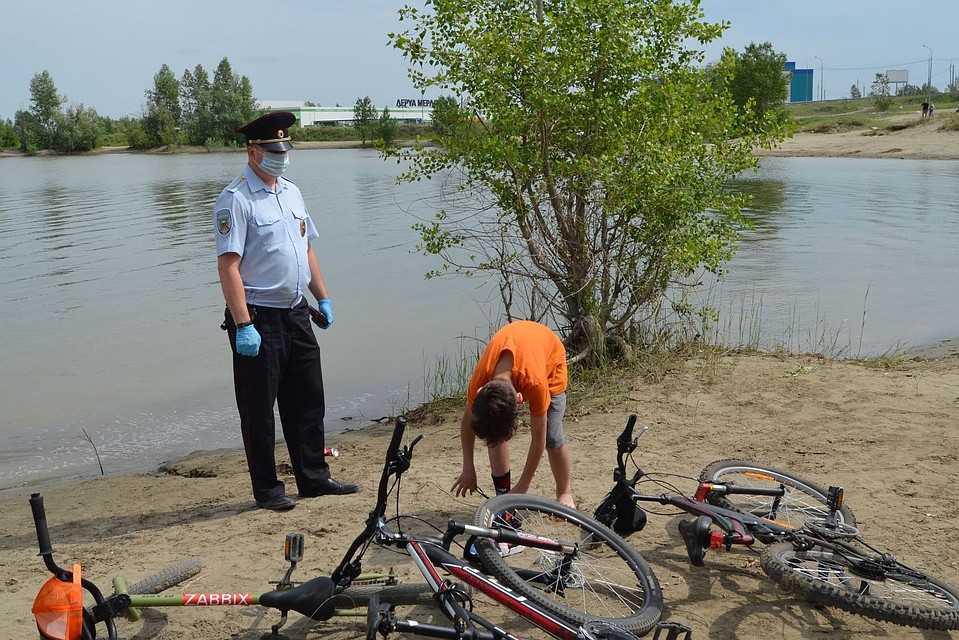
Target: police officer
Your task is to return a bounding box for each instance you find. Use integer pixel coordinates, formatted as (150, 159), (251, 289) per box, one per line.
(214, 111), (358, 511)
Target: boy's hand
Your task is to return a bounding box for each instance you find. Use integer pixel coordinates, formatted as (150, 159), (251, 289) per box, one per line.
(452, 469), (478, 497)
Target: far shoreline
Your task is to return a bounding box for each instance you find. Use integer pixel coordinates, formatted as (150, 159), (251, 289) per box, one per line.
(0, 139), (413, 158)
(3, 122), (959, 160)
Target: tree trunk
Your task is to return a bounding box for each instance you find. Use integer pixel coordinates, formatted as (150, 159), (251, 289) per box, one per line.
(567, 314), (606, 367)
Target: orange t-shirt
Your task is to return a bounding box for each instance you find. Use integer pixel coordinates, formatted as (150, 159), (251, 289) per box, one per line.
(466, 321), (568, 417)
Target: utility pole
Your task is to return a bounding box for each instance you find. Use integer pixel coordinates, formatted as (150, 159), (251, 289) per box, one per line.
(814, 56), (824, 101)
(923, 44), (933, 100)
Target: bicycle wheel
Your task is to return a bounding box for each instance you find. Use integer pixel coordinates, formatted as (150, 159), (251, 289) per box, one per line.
(472, 494), (662, 636)
(123, 557), (203, 594)
(700, 460), (856, 530)
(761, 541), (959, 630)
(332, 583), (436, 608)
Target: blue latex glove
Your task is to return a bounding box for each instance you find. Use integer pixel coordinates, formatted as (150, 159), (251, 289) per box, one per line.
(317, 299), (334, 329)
(235, 324), (261, 357)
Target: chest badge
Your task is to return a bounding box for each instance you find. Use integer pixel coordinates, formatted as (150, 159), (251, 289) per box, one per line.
(300, 219), (306, 236)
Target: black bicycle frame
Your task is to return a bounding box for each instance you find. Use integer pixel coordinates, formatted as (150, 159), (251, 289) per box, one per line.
(31, 415), (634, 640)
(323, 414), (599, 640)
(601, 415), (793, 550)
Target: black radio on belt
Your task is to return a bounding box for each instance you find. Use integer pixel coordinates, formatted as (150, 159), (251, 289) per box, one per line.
(308, 305), (329, 329)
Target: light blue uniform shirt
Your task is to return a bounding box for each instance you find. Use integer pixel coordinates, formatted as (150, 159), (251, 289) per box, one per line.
(213, 165), (319, 309)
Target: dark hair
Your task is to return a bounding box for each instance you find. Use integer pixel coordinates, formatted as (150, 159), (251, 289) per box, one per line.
(471, 379), (519, 444)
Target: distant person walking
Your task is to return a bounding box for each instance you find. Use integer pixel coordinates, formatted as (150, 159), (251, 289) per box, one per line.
(921, 100), (930, 118)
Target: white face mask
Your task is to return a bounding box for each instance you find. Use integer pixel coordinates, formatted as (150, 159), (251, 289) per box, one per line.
(254, 148), (290, 177)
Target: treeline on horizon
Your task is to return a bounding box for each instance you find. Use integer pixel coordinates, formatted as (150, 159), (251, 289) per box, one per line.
(0, 57), (418, 154)
(8, 43), (954, 155)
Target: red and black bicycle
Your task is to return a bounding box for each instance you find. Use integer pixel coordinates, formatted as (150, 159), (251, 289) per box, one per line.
(30, 415), (681, 640)
(593, 415), (959, 631)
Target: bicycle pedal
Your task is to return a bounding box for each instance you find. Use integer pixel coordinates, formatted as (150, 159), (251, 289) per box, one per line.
(653, 621), (693, 640)
(284, 533), (304, 563)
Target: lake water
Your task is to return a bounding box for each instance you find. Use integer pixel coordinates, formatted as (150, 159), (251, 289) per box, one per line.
(1, 151), (957, 490)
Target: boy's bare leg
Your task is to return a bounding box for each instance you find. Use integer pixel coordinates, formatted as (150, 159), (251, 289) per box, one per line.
(547, 445), (575, 508)
(487, 440), (511, 477)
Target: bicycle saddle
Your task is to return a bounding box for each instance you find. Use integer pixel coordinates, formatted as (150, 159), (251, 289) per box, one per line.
(678, 516), (712, 567)
(259, 576), (337, 621)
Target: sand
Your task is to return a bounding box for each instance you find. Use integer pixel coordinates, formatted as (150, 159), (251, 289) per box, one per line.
(3, 124), (959, 639)
(3, 349), (959, 639)
(757, 111), (959, 160)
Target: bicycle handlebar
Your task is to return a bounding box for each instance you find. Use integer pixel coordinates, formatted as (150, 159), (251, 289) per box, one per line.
(30, 493), (55, 559)
(30, 492), (120, 640)
(714, 484), (785, 497)
(333, 415), (416, 586)
(376, 415), (408, 505)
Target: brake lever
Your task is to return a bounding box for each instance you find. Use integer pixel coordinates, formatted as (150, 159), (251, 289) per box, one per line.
(392, 434), (425, 476)
(407, 433), (425, 455)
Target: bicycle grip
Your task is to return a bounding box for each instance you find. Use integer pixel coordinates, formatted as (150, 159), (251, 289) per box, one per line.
(620, 414), (637, 441)
(30, 493), (55, 556)
(386, 415), (408, 459)
(721, 484), (785, 497)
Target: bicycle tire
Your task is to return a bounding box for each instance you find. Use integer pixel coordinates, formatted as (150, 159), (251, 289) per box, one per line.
(472, 494), (662, 635)
(761, 541), (959, 630)
(700, 460), (856, 531)
(332, 583), (436, 608)
(123, 557), (203, 594)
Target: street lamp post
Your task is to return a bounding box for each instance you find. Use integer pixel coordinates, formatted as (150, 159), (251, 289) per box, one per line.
(923, 44), (933, 99)
(814, 56), (824, 101)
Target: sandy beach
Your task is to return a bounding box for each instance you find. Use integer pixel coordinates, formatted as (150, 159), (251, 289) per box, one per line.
(3, 123), (959, 639)
(4, 349), (959, 639)
(758, 113), (959, 160)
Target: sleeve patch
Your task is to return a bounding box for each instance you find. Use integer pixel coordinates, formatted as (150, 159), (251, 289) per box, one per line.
(216, 209), (233, 237)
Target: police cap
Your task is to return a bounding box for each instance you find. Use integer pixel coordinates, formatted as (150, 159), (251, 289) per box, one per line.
(235, 111), (295, 151)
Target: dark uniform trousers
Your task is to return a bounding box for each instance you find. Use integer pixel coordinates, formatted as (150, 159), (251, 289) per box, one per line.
(228, 299), (329, 501)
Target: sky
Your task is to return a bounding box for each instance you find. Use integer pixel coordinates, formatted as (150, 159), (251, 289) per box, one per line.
(2, 1), (957, 121)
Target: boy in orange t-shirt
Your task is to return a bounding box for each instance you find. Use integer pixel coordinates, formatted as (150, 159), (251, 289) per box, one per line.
(451, 321), (574, 507)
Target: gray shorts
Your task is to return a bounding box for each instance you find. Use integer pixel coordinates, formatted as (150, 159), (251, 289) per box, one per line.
(546, 392), (568, 449)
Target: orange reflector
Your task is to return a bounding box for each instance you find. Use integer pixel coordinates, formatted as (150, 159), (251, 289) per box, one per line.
(33, 563), (84, 640)
(743, 472), (775, 481)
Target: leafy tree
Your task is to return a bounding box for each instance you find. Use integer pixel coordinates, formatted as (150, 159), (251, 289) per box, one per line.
(13, 110), (38, 153)
(180, 65), (214, 146)
(210, 57), (257, 145)
(353, 96), (376, 146)
(849, 84), (861, 99)
(728, 42), (789, 129)
(17, 70), (63, 150)
(946, 80), (959, 101)
(429, 95), (466, 137)
(389, 0), (786, 363)
(376, 107), (397, 147)
(54, 103), (102, 152)
(897, 83), (923, 97)
(870, 73), (892, 112)
(143, 63), (181, 147)
(116, 116), (151, 149)
(0, 117), (19, 147)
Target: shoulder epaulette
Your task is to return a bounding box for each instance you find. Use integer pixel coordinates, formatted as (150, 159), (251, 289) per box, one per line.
(225, 175), (247, 193)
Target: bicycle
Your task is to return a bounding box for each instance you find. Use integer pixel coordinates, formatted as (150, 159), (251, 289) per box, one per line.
(592, 415), (959, 631)
(31, 415), (683, 640)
